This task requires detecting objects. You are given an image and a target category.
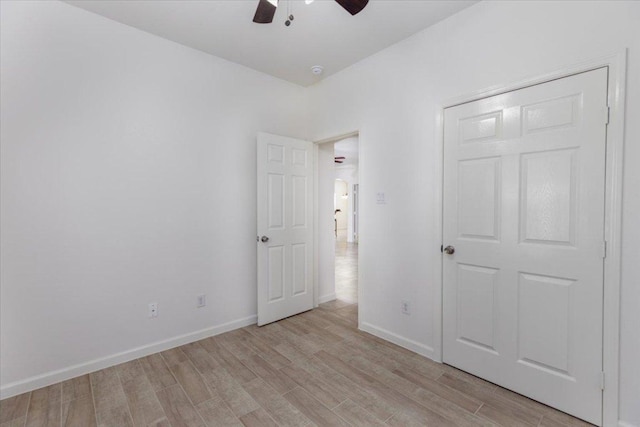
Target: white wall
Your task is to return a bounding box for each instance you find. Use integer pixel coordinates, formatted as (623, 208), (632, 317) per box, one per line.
(0, 0), (308, 396)
(307, 1), (640, 425)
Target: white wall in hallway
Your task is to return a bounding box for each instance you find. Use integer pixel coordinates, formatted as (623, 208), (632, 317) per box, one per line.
(334, 180), (349, 231)
(335, 166), (359, 243)
(307, 1), (640, 424)
(0, 0), (308, 395)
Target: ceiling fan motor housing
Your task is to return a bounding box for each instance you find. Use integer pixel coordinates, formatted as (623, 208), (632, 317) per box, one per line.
(253, 0), (369, 24)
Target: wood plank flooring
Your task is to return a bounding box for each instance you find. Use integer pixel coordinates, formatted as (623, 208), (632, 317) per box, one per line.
(0, 301), (593, 427)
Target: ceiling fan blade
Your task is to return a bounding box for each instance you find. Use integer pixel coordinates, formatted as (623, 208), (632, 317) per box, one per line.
(253, 0), (278, 24)
(334, 0), (369, 15)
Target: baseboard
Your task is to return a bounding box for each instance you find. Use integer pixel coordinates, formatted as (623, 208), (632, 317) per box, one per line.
(318, 292), (337, 304)
(0, 314), (257, 399)
(619, 421), (639, 427)
(359, 321), (436, 360)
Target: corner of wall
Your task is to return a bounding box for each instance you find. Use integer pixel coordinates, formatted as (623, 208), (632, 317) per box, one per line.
(318, 293), (337, 304)
(359, 322), (436, 361)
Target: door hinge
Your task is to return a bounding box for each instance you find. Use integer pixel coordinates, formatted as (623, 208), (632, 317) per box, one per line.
(599, 372), (605, 390)
(601, 241), (607, 259)
(605, 106), (610, 125)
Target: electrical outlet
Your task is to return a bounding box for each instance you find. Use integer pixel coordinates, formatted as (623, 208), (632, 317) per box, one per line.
(401, 300), (410, 315)
(148, 302), (158, 318)
(197, 294), (206, 308)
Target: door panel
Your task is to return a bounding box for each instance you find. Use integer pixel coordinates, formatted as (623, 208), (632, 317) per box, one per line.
(268, 173), (285, 229)
(292, 176), (308, 227)
(457, 264), (499, 353)
(458, 157), (501, 240)
(443, 68), (608, 425)
(520, 149), (577, 245)
(518, 272), (573, 375)
(459, 111), (503, 143)
(268, 245), (285, 301)
(291, 243), (308, 295)
(522, 95), (580, 134)
(258, 133), (314, 326)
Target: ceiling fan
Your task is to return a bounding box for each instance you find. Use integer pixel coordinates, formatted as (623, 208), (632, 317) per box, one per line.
(334, 156), (346, 164)
(253, 0), (369, 24)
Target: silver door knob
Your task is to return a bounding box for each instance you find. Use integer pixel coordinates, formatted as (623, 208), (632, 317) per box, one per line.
(261, 236), (269, 242)
(443, 245), (455, 255)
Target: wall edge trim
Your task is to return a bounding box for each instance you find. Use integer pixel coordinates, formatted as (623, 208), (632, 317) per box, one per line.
(318, 293), (337, 304)
(360, 321), (436, 360)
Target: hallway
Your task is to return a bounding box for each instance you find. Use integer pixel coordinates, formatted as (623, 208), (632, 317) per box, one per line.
(335, 231), (357, 304)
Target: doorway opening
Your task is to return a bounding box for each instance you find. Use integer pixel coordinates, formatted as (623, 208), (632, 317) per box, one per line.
(315, 132), (359, 322)
(333, 136), (359, 304)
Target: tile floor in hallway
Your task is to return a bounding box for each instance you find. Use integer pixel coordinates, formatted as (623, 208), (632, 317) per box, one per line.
(335, 230), (358, 304)
(1, 235), (592, 426)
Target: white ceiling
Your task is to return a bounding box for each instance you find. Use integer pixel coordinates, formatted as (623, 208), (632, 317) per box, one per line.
(64, 0), (477, 86)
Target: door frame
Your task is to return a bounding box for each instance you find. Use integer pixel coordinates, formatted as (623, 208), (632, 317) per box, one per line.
(313, 131), (361, 321)
(432, 50), (627, 427)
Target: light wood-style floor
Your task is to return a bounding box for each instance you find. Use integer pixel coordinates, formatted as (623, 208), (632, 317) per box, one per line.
(335, 231), (357, 304)
(1, 238), (593, 427)
(0, 301), (593, 427)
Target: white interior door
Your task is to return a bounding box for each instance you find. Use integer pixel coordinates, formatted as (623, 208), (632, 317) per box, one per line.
(257, 132), (314, 326)
(442, 68), (608, 425)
